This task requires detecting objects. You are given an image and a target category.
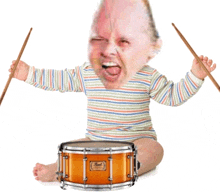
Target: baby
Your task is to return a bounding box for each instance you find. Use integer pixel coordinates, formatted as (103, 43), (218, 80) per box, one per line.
(9, 0), (216, 182)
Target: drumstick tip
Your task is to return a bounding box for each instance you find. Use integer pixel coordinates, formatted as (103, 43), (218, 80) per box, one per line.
(172, 23), (175, 27)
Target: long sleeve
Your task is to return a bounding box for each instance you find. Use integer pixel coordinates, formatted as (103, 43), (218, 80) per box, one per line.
(25, 65), (86, 93)
(149, 69), (204, 106)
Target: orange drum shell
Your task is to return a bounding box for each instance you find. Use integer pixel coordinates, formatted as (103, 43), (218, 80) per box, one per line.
(60, 152), (134, 185)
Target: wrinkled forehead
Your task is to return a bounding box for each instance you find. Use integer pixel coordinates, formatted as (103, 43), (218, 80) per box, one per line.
(91, 0), (149, 37)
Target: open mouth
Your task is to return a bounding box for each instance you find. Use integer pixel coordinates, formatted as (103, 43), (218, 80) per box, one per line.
(101, 62), (121, 82)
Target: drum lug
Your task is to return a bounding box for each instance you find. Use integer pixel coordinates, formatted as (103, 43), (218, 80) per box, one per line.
(108, 149), (113, 185)
(62, 155), (69, 179)
(57, 151), (62, 181)
(127, 155), (133, 179)
(83, 150), (88, 184)
(134, 146), (139, 181)
(108, 156), (113, 178)
(57, 153), (69, 180)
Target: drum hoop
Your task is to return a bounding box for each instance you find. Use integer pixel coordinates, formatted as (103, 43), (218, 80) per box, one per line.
(61, 180), (135, 191)
(61, 149), (134, 155)
(59, 141), (135, 152)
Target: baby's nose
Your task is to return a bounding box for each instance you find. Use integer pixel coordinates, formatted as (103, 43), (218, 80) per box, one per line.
(102, 42), (117, 57)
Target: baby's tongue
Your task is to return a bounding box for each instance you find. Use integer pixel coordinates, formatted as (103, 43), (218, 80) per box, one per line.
(105, 66), (121, 75)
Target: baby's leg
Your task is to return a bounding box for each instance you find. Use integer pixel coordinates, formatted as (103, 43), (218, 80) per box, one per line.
(33, 137), (91, 182)
(133, 138), (164, 176)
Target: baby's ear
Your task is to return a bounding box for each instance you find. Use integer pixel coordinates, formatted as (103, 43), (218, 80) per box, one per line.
(155, 38), (162, 52)
(149, 38), (163, 60)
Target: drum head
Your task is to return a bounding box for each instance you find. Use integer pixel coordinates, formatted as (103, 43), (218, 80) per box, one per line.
(59, 141), (135, 153)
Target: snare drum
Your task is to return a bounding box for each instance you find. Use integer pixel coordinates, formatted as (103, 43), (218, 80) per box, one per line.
(56, 141), (139, 190)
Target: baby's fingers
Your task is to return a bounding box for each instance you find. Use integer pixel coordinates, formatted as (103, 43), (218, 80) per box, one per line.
(200, 56), (214, 68)
(199, 55), (204, 60)
(203, 56), (208, 62)
(207, 59), (213, 66)
(9, 60), (22, 71)
(194, 55), (203, 65)
(9, 64), (14, 72)
(210, 63), (216, 72)
(9, 61), (19, 73)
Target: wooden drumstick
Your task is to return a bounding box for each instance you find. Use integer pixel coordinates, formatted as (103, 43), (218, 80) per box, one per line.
(172, 23), (220, 92)
(0, 28), (33, 106)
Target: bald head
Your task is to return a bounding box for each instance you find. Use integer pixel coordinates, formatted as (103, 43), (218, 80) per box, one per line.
(91, 0), (159, 42)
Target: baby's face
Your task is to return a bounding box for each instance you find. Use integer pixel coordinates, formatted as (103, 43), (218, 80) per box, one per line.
(88, 0), (155, 89)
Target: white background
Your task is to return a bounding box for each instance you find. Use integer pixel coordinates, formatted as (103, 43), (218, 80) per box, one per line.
(0, 0), (220, 192)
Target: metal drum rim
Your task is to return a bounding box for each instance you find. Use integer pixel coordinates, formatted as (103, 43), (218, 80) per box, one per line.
(59, 141), (135, 152)
(61, 180), (135, 191)
(61, 149), (134, 154)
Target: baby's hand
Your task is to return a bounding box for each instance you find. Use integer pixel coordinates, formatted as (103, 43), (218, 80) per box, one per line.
(9, 60), (29, 81)
(191, 55), (216, 80)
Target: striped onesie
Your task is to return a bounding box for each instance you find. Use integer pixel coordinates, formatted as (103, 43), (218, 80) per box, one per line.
(25, 62), (203, 142)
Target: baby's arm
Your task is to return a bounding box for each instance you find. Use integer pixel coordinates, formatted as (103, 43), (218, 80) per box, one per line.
(150, 55), (216, 106)
(150, 68), (203, 107)
(9, 60), (84, 93)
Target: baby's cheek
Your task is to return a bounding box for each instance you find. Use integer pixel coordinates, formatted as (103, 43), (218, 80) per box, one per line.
(89, 45), (102, 58)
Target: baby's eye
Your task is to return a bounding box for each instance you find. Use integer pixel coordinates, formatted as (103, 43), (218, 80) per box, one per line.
(90, 38), (106, 42)
(92, 38), (102, 41)
(121, 40), (129, 43)
(118, 39), (130, 46)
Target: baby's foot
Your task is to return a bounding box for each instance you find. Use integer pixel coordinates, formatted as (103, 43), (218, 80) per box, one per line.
(33, 163), (58, 182)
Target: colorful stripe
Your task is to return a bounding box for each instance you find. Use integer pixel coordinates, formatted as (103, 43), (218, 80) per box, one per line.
(25, 63), (203, 142)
